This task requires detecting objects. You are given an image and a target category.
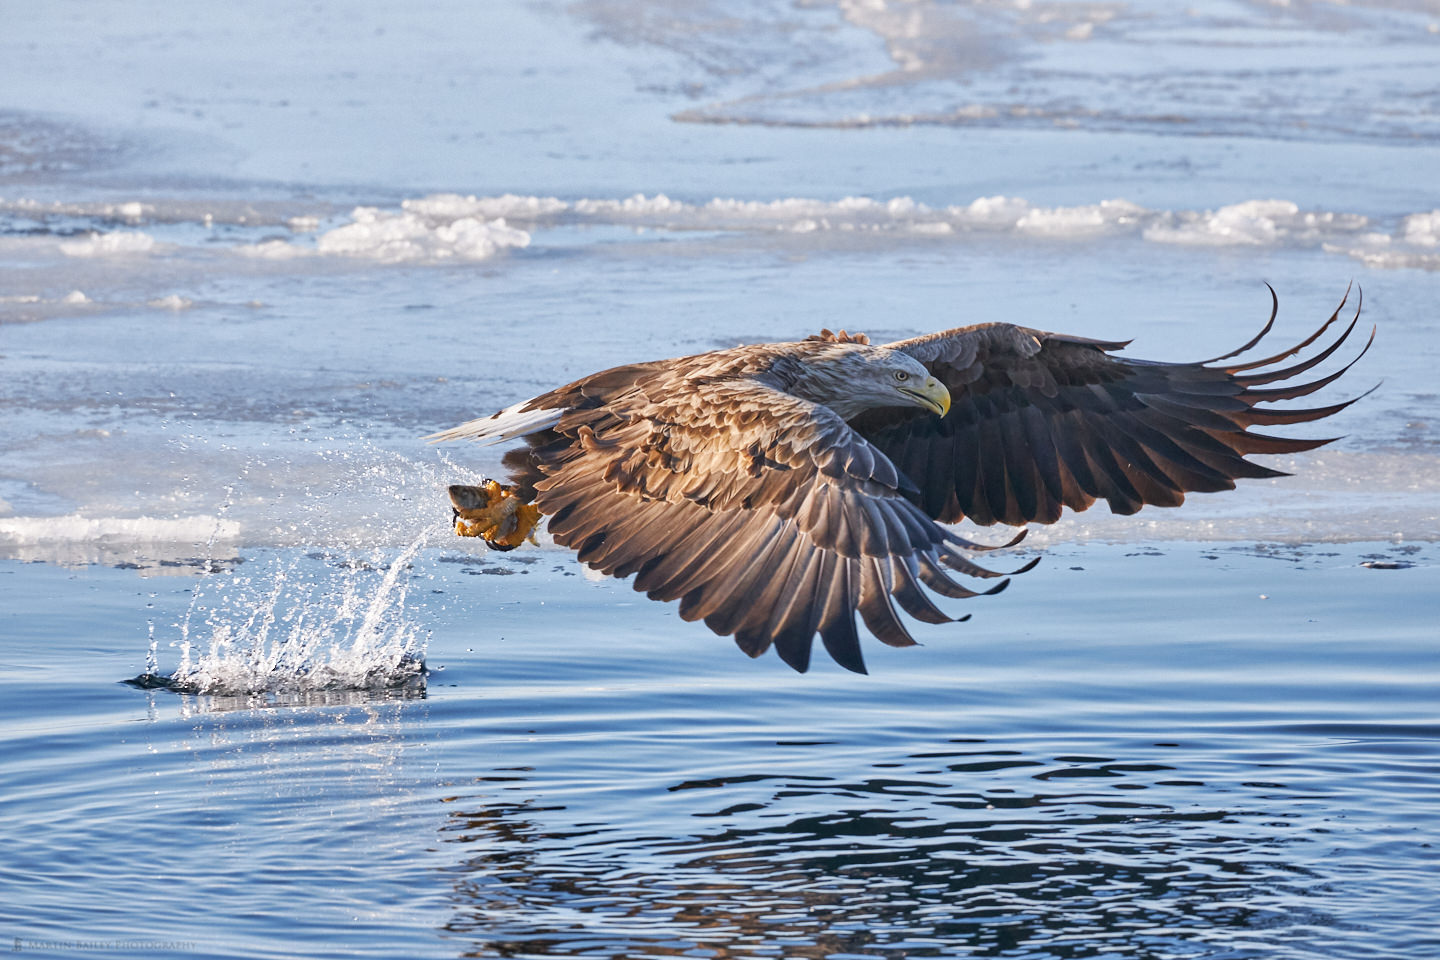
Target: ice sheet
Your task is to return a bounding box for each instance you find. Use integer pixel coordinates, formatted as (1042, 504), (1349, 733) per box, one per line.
(5, 191), (1439, 269)
(1, 0), (1436, 566)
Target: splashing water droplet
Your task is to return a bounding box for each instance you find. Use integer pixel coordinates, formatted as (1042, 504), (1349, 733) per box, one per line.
(148, 527), (438, 696)
(145, 620), (158, 677)
(131, 438), (479, 698)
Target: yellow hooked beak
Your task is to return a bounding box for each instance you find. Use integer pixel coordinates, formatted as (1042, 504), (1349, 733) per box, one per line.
(902, 376), (951, 417)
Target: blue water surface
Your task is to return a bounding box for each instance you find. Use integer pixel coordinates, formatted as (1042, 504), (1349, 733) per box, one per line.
(3, 541), (1437, 959)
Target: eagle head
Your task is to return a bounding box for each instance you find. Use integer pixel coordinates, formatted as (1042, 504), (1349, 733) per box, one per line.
(790, 343), (951, 420)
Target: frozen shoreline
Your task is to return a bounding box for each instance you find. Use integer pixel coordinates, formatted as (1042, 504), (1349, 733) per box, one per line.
(6, 191), (1440, 272)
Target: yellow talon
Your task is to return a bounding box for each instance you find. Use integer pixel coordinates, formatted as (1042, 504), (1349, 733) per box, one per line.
(448, 481), (541, 551)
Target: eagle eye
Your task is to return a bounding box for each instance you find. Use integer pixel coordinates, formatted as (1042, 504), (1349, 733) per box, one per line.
(894, 370), (910, 382)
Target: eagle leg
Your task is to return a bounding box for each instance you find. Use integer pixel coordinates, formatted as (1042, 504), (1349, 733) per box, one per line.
(448, 480), (542, 552)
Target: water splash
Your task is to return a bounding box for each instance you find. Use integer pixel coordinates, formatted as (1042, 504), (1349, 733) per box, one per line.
(116, 429), (500, 696)
(129, 526), (436, 695)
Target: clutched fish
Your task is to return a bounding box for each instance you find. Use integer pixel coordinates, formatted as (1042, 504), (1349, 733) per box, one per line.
(448, 480), (542, 551)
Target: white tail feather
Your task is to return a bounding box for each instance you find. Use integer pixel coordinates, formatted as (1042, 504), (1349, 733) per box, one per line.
(424, 399), (565, 445)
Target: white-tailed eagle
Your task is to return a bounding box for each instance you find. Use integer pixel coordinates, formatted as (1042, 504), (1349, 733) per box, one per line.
(428, 287), (1370, 673)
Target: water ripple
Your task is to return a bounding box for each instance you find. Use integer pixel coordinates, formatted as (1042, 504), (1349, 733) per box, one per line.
(437, 732), (1440, 959)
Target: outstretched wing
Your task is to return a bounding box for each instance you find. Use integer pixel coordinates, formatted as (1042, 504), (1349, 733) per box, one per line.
(852, 286), (1372, 525)
(526, 371), (1031, 674)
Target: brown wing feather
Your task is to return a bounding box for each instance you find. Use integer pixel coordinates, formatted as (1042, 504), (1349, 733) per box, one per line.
(853, 289), (1371, 525)
(525, 368), (1017, 674)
